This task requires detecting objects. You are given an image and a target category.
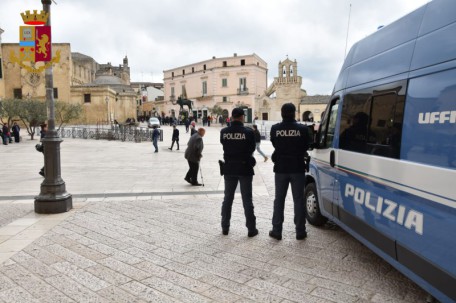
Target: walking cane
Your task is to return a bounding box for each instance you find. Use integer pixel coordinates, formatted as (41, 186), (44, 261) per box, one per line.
(199, 165), (205, 186)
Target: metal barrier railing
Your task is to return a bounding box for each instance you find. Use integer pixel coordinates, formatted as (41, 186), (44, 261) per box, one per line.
(58, 126), (163, 143)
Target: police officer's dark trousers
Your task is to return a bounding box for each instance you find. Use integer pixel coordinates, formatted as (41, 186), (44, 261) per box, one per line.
(272, 173), (306, 235)
(221, 175), (256, 231)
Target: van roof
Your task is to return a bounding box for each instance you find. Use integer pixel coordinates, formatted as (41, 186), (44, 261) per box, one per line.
(334, 0), (456, 92)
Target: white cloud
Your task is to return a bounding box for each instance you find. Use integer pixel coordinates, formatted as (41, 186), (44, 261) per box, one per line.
(0, 0), (430, 94)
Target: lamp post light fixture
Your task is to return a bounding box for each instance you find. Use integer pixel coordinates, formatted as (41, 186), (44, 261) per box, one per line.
(34, 0), (72, 213)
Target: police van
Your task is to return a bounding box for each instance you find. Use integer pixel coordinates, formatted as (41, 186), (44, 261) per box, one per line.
(305, 0), (456, 302)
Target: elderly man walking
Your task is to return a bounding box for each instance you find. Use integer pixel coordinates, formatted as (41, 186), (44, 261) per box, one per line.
(184, 128), (205, 186)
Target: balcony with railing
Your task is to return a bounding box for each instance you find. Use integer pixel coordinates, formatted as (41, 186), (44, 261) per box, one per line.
(237, 87), (249, 95)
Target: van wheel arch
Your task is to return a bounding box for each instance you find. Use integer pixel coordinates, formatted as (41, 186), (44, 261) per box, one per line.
(305, 182), (328, 226)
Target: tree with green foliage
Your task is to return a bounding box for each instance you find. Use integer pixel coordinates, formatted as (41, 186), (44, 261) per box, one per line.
(209, 105), (224, 121)
(0, 98), (22, 127)
(16, 99), (48, 140)
(55, 101), (83, 130)
(1, 99), (83, 140)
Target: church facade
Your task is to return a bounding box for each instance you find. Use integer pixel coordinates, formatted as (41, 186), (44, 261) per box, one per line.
(0, 28), (137, 125)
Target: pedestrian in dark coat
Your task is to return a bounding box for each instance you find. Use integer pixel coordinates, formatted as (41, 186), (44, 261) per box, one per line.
(184, 118), (190, 133)
(2, 124), (10, 145)
(38, 124), (47, 176)
(168, 125), (180, 150)
(12, 122), (20, 143)
(190, 122), (197, 136)
(184, 128), (205, 186)
(152, 125), (160, 153)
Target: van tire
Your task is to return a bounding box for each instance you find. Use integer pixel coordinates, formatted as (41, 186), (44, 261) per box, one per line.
(305, 182), (328, 226)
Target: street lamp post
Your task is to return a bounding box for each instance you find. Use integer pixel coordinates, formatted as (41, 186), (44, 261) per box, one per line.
(105, 96), (109, 125)
(34, 0), (72, 213)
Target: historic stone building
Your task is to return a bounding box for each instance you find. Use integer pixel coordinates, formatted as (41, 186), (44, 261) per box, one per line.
(70, 54), (137, 124)
(0, 28), (137, 125)
(160, 53), (268, 123)
(255, 57), (329, 122)
(0, 28), (5, 99)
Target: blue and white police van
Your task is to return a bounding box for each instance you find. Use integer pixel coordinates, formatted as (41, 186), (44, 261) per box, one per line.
(305, 0), (456, 302)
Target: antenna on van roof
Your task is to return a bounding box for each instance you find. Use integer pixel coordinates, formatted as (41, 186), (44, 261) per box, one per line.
(344, 3), (352, 58)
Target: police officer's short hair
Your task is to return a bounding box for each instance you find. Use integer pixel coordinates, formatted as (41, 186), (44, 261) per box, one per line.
(281, 103), (296, 119)
(232, 108), (245, 119)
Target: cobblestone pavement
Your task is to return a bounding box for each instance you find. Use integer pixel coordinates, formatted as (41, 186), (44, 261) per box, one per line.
(0, 125), (429, 302)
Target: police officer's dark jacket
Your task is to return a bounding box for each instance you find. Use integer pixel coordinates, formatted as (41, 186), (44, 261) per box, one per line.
(220, 120), (256, 176)
(270, 118), (311, 173)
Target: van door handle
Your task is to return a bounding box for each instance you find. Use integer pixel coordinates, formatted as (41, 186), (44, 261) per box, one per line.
(330, 150), (335, 167)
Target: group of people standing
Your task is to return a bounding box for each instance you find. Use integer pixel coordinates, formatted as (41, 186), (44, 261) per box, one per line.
(1, 122), (21, 145)
(152, 103), (311, 240)
(218, 104), (311, 240)
(179, 104), (311, 240)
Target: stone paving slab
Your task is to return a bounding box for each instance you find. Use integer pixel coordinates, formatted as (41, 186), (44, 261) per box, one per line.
(0, 196), (429, 302)
(0, 125), (431, 302)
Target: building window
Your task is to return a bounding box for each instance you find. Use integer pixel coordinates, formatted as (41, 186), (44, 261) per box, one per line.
(84, 93), (91, 103)
(238, 77), (248, 94)
(241, 59), (245, 66)
(182, 69), (185, 76)
(181, 85), (186, 97)
(202, 81), (207, 96)
(13, 88), (22, 99)
(53, 88), (58, 99)
(0, 58), (2, 79)
(171, 87), (175, 98)
(222, 78), (228, 87)
(203, 64), (206, 71)
(172, 72), (174, 78)
(192, 67), (195, 73)
(223, 61), (227, 67)
(223, 96), (228, 102)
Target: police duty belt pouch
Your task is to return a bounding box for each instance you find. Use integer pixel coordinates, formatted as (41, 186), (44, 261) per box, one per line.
(218, 160), (225, 176)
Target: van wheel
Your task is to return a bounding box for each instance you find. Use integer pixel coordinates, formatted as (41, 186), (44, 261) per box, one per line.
(305, 183), (328, 226)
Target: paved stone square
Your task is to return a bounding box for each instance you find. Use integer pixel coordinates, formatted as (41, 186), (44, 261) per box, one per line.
(0, 125), (429, 302)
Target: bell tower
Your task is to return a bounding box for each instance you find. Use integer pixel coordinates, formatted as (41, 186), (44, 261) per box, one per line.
(278, 57), (299, 85)
(256, 57), (307, 121)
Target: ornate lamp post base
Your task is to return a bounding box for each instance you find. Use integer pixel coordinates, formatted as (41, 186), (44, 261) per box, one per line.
(35, 193), (72, 213)
(34, 134), (72, 214)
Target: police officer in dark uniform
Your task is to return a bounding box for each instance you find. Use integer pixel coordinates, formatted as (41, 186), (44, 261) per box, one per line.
(269, 103), (311, 240)
(220, 108), (258, 237)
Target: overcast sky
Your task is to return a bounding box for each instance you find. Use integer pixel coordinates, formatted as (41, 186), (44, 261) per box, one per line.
(1, 0), (430, 95)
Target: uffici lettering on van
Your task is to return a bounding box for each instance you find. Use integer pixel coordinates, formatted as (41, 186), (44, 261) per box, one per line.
(344, 184), (424, 235)
(418, 111), (456, 124)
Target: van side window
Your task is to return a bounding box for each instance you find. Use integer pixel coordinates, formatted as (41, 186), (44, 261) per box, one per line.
(339, 93), (370, 153)
(368, 94), (404, 158)
(319, 98), (339, 148)
(339, 82), (405, 158)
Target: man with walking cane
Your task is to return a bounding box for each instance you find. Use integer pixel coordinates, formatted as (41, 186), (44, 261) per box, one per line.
(184, 128), (205, 186)
(220, 108), (258, 237)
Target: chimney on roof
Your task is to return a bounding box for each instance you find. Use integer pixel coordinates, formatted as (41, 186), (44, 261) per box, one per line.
(234, 53), (237, 57)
